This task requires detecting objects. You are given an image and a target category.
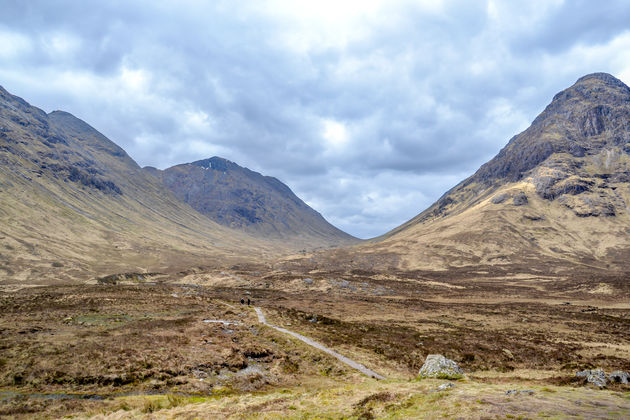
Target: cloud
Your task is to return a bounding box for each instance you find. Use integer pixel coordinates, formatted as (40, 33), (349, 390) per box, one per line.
(1, 0), (630, 238)
(0, 27), (34, 59)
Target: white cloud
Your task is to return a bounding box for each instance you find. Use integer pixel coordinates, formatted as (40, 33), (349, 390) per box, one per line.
(322, 119), (349, 150)
(183, 110), (213, 135)
(120, 66), (150, 92)
(0, 29), (32, 59)
(42, 32), (82, 57)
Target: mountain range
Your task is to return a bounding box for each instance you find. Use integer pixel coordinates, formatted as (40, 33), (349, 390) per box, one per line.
(0, 86), (353, 286)
(2, 72), (630, 285)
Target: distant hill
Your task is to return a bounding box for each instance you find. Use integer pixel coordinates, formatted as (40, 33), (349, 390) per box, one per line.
(0, 86), (275, 286)
(311, 73), (630, 275)
(145, 157), (357, 247)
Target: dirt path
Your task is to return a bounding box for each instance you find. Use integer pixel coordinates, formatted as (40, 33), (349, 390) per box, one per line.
(254, 307), (385, 380)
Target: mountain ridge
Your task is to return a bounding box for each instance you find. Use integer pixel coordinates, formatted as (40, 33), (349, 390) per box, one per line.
(304, 72), (630, 275)
(0, 85), (280, 285)
(146, 156), (357, 247)
(381, 72), (630, 238)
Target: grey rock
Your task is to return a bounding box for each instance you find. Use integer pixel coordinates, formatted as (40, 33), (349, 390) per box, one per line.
(491, 193), (509, 204)
(437, 382), (455, 391)
(512, 192), (528, 206)
(538, 178), (593, 200)
(505, 390), (534, 396)
(577, 369), (607, 388)
(418, 354), (464, 379)
(192, 369), (209, 379)
(303, 278), (313, 284)
(609, 370), (630, 384)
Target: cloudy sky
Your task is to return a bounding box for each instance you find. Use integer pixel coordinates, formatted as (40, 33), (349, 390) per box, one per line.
(2, 0), (630, 238)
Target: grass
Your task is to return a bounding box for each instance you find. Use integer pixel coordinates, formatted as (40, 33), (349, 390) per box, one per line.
(1, 278), (629, 418)
(70, 379), (625, 419)
(432, 373), (464, 380)
(139, 394), (190, 413)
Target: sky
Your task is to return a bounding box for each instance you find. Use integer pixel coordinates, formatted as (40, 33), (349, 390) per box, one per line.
(2, 0), (630, 238)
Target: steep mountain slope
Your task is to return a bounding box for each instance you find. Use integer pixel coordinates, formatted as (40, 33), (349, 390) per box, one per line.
(0, 86), (275, 286)
(145, 157), (357, 247)
(323, 73), (630, 273)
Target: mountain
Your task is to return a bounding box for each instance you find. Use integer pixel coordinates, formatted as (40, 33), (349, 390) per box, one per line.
(312, 73), (630, 274)
(0, 86), (276, 287)
(145, 157), (356, 247)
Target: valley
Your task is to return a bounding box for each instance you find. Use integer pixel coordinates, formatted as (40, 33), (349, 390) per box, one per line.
(0, 266), (629, 418)
(1, 74), (630, 418)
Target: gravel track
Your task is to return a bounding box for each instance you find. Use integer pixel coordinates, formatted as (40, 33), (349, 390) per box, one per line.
(254, 307), (385, 380)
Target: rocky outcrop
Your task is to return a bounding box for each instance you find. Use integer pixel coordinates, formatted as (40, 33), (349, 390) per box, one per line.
(576, 369), (609, 388)
(512, 192), (528, 206)
(558, 194), (617, 217)
(418, 354), (464, 379)
(609, 370), (630, 384)
(491, 193), (509, 204)
(491, 191), (528, 206)
(576, 369), (629, 388)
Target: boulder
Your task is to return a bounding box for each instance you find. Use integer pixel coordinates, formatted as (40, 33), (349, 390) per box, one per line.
(418, 354), (464, 379)
(512, 192), (528, 206)
(576, 369), (607, 388)
(491, 193), (509, 204)
(609, 370), (629, 384)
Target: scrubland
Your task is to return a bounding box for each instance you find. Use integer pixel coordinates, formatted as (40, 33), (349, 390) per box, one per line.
(1, 265), (629, 418)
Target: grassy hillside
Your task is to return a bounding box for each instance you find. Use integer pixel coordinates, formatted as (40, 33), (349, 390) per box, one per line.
(328, 73), (630, 273)
(0, 86), (278, 287)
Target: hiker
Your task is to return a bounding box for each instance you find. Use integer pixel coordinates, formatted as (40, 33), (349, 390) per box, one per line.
(247, 298), (250, 306)
(241, 298), (245, 304)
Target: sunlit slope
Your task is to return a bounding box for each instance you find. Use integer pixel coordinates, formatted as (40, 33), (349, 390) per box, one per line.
(362, 73), (630, 271)
(0, 86), (275, 285)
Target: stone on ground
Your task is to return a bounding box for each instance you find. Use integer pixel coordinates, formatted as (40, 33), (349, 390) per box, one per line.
(609, 370), (630, 384)
(576, 369), (607, 388)
(418, 354), (464, 379)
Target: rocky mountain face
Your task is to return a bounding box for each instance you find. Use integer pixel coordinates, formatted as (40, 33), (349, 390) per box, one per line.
(145, 157), (356, 247)
(395, 73), (630, 228)
(317, 73), (630, 274)
(0, 86), (274, 286)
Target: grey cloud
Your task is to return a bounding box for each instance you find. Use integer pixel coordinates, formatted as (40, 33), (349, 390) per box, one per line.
(1, 1), (630, 238)
(509, 0), (630, 54)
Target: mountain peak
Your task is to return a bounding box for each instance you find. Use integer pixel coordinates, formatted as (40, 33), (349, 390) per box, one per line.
(386, 72), (630, 237)
(373, 73), (630, 272)
(574, 72), (627, 88)
(553, 72), (630, 105)
(191, 156), (234, 171)
(153, 157), (356, 244)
